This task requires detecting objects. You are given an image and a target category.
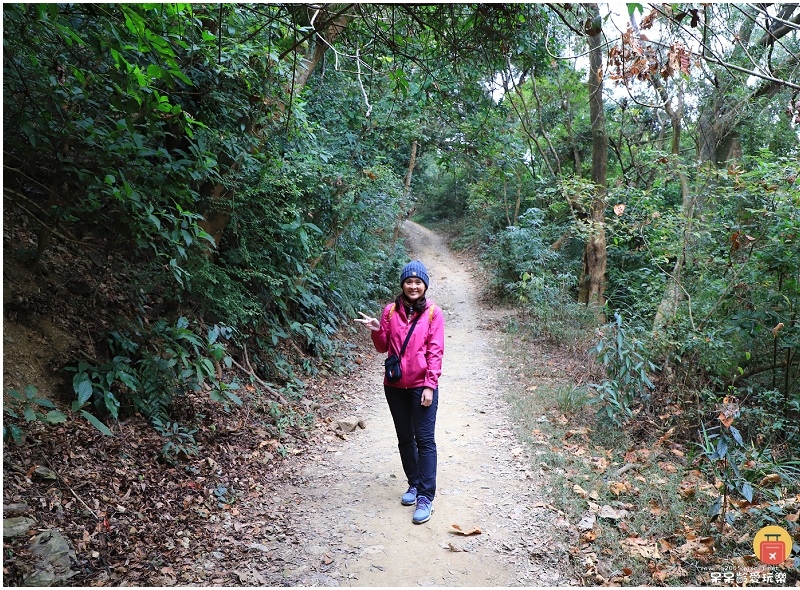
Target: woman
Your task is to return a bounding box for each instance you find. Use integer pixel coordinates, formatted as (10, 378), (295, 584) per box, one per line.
(355, 260), (445, 524)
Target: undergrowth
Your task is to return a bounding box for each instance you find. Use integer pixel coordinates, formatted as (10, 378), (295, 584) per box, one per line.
(500, 308), (800, 586)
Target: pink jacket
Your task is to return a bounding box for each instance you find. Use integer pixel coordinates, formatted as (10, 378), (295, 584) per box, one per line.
(371, 299), (445, 389)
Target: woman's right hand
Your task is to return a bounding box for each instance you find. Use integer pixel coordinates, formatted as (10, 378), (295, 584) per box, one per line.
(354, 311), (380, 331)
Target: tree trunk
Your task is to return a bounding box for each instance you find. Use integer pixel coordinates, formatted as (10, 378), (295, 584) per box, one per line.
(502, 175), (511, 227)
(393, 140), (419, 241)
(403, 140), (418, 201)
(649, 74), (694, 332)
(292, 13), (350, 92)
(578, 3), (608, 308)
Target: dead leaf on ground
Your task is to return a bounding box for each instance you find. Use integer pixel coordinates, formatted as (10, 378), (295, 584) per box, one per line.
(447, 542), (468, 552)
(621, 536), (662, 559)
(588, 456), (609, 472)
(609, 481), (631, 496)
(677, 479), (697, 498)
(656, 427), (676, 445)
(597, 505), (629, 520)
(674, 536), (715, 560)
(450, 524), (481, 536)
(573, 484), (589, 498)
(577, 512), (597, 532)
(657, 461), (678, 473)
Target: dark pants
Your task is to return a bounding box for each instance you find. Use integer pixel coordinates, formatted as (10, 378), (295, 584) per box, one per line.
(384, 385), (438, 501)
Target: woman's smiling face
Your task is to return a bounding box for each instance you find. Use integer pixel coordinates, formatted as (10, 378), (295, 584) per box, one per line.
(402, 277), (426, 302)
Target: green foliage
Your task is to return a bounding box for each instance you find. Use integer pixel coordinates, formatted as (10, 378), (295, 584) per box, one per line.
(482, 208), (562, 297)
(4, 2), (797, 493)
(152, 417), (199, 464)
(4, 4), (217, 271)
(555, 384), (591, 415)
(3, 385), (68, 444)
(65, 318), (238, 435)
(695, 397), (800, 533)
(589, 313), (657, 426)
(698, 415), (753, 527)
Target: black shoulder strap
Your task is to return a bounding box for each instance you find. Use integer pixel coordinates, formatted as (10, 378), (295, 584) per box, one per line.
(398, 311), (422, 357)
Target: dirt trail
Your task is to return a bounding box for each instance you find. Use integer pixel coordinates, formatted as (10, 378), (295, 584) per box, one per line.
(260, 221), (566, 586)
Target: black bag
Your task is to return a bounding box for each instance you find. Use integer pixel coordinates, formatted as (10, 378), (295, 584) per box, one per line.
(384, 354), (402, 382)
(384, 310), (422, 382)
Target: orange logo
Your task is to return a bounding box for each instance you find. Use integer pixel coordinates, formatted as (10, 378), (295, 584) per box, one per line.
(753, 525), (792, 565)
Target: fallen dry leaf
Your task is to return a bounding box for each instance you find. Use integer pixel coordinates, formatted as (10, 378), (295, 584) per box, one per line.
(657, 461), (678, 473)
(588, 456), (609, 472)
(674, 536), (715, 560)
(447, 542), (467, 552)
(577, 512), (597, 532)
(573, 484), (589, 498)
(450, 524), (481, 536)
(621, 536), (662, 559)
(677, 479), (697, 499)
(656, 427), (676, 445)
(597, 505), (629, 520)
(608, 481), (631, 496)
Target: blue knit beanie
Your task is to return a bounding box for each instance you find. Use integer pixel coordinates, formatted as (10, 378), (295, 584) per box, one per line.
(400, 260), (429, 289)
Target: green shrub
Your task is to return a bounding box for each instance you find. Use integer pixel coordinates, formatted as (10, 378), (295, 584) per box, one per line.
(589, 313), (657, 426)
(3, 385), (68, 444)
(65, 318), (239, 435)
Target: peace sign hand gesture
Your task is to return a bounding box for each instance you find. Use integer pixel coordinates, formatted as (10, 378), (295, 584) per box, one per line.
(354, 311), (380, 331)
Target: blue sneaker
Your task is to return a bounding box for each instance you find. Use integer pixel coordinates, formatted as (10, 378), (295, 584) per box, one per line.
(412, 496), (432, 524)
(401, 486), (417, 506)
